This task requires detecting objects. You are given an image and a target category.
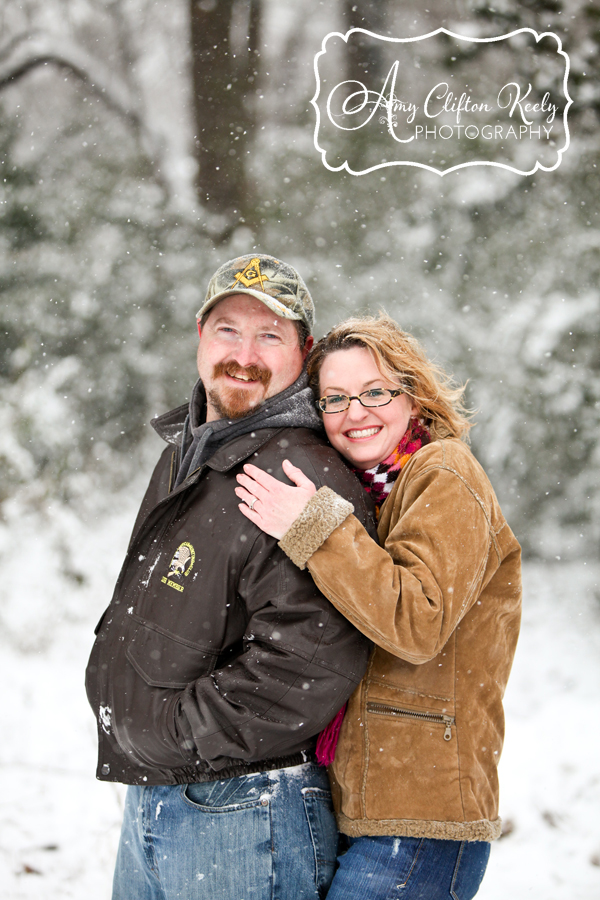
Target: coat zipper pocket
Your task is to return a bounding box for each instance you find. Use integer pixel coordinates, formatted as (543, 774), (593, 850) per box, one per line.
(367, 702), (455, 741)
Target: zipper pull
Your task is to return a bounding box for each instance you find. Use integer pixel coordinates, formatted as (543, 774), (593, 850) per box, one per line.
(443, 717), (453, 741)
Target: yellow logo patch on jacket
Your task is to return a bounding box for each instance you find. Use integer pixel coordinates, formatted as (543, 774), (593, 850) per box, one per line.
(161, 541), (195, 592)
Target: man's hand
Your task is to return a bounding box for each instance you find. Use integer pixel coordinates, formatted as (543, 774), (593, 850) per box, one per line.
(235, 459), (317, 539)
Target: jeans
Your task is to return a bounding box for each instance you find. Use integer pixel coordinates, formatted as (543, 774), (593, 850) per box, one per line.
(112, 763), (338, 900)
(326, 835), (490, 900)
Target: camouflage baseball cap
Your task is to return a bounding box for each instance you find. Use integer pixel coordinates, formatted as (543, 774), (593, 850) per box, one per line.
(196, 253), (315, 333)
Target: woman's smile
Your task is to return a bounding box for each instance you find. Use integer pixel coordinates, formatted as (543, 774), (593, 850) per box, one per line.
(344, 425), (383, 440)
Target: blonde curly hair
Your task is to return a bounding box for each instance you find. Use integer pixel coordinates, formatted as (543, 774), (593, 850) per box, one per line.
(307, 313), (473, 442)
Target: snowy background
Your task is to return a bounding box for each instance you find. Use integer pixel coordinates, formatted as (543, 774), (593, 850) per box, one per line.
(1, 0), (600, 897)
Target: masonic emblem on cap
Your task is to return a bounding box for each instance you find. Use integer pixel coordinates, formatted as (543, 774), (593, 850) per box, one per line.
(232, 257), (270, 291)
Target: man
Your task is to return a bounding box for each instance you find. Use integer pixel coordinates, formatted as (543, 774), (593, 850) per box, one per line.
(86, 254), (375, 900)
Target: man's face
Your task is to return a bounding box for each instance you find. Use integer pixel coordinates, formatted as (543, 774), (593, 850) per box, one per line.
(197, 294), (313, 422)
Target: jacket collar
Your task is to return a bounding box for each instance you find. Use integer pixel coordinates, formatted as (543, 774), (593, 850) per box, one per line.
(151, 406), (292, 477)
(152, 373), (321, 482)
(203, 427), (288, 472)
(151, 403), (189, 446)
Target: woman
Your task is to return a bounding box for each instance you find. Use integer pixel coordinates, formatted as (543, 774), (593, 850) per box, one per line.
(234, 314), (521, 900)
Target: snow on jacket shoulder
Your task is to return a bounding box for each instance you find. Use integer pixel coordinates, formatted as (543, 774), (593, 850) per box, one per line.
(278, 439), (522, 842)
(85, 416), (375, 787)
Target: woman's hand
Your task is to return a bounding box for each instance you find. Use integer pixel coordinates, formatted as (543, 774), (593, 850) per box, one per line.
(235, 459), (317, 539)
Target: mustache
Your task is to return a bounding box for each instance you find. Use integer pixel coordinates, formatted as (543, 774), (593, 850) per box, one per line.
(213, 361), (272, 387)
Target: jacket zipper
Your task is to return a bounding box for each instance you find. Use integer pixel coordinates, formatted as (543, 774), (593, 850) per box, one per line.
(367, 701), (454, 741)
(167, 451), (176, 493)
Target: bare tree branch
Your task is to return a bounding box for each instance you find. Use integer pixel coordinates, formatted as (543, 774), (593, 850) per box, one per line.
(0, 29), (180, 196)
(0, 30), (142, 126)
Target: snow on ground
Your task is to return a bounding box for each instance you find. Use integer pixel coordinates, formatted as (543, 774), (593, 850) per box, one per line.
(1, 503), (599, 899)
(0, 500), (134, 899)
(478, 561), (600, 900)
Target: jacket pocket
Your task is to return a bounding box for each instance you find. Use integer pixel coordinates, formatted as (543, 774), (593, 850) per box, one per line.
(367, 701), (455, 741)
(364, 700), (462, 821)
(182, 773), (271, 811)
(302, 786), (338, 893)
(126, 615), (219, 688)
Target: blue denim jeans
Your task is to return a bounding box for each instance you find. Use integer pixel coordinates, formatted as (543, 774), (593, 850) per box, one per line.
(326, 835), (490, 900)
(112, 763), (338, 900)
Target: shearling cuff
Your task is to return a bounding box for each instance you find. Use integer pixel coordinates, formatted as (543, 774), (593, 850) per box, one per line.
(278, 487), (354, 570)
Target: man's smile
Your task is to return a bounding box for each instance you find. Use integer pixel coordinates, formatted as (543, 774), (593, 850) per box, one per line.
(226, 372), (255, 383)
(214, 361), (272, 389)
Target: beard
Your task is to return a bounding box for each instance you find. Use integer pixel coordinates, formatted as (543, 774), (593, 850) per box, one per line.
(207, 361), (272, 420)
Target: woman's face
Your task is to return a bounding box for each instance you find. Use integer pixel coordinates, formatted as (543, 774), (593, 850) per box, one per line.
(318, 346), (419, 470)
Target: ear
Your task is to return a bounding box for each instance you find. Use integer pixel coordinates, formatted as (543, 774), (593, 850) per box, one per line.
(302, 334), (314, 362)
(197, 320), (202, 339)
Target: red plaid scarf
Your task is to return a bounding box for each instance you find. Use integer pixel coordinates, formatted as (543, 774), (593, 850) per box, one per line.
(315, 419), (431, 767)
(350, 418), (431, 517)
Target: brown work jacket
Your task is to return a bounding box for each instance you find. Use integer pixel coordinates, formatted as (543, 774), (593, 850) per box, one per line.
(279, 438), (522, 842)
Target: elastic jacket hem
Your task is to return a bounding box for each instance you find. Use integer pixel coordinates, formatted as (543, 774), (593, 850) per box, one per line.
(98, 750), (317, 786)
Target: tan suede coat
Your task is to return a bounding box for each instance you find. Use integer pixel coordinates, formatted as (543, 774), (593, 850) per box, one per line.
(279, 439), (522, 842)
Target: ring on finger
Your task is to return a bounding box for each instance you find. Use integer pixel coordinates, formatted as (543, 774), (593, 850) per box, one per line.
(247, 497), (257, 511)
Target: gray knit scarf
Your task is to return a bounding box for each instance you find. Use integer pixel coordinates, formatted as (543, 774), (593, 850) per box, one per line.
(174, 371), (323, 488)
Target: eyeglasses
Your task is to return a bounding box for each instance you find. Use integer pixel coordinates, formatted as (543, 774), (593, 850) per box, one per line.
(316, 388), (404, 414)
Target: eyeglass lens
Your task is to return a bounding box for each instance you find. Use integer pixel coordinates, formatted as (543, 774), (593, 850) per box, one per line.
(320, 389), (396, 412)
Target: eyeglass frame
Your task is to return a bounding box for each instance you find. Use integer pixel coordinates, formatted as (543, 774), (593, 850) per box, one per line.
(316, 388), (405, 414)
